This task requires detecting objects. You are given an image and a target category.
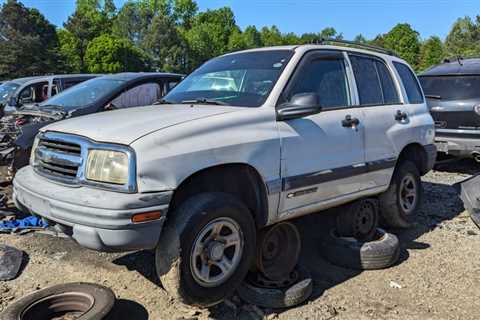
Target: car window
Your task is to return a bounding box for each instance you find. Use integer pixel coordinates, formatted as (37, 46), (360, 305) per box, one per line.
(419, 76), (480, 101)
(111, 82), (162, 109)
(19, 81), (49, 104)
(393, 62), (424, 104)
(349, 55), (383, 105)
(375, 61), (401, 104)
(287, 56), (350, 109)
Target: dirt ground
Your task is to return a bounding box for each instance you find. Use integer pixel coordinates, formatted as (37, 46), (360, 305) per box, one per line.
(1, 159), (480, 320)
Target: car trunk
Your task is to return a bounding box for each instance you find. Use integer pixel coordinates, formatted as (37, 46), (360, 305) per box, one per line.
(428, 99), (480, 131)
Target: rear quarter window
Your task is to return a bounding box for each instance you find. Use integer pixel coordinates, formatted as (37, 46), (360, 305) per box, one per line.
(393, 62), (424, 104)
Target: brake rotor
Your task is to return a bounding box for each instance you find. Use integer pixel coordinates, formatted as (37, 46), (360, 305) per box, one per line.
(255, 222), (301, 281)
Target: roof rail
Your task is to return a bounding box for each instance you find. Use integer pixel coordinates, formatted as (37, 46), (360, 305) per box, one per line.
(315, 38), (399, 57)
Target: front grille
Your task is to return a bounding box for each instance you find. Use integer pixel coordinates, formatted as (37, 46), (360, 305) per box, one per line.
(35, 136), (82, 180)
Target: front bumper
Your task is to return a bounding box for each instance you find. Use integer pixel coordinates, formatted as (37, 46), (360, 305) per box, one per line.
(13, 166), (172, 252)
(435, 134), (480, 157)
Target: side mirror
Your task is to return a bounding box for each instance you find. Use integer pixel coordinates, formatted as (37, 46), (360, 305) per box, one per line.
(277, 92), (322, 121)
(8, 96), (17, 107)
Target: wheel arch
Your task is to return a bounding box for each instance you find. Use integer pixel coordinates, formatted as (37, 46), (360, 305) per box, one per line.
(396, 143), (429, 175)
(168, 163), (269, 229)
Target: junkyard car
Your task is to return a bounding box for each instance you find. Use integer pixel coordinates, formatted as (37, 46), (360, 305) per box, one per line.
(0, 72), (183, 179)
(419, 58), (480, 160)
(1, 74), (99, 117)
(13, 44), (435, 306)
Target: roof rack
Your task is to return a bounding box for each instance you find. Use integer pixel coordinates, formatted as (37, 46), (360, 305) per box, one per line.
(315, 38), (399, 57)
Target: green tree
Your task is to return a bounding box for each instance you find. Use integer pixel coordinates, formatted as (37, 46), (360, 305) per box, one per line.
(143, 13), (186, 72)
(227, 25), (263, 52)
(353, 34), (368, 44)
(299, 28), (343, 44)
(260, 26), (283, 46)
(63, 0), (117, 71)
(85, 34), (148, 73)
(172, 0), (198, 28)
(0, 0), (62, 79)
(112, 1), (154, 46)
(382, 23), (421, 69)
(419, 36), (445, 71)
(445, 16), (480, 57)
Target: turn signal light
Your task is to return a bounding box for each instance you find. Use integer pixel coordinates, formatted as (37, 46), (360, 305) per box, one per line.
(131, 211), (162, 223)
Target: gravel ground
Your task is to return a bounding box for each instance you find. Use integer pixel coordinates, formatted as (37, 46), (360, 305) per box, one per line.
(1, 159), (480, 320)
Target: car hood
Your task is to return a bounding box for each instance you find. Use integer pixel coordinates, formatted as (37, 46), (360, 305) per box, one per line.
(41, 104), (241, 145)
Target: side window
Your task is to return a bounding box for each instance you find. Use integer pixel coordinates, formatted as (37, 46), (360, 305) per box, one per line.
(110, 82), (162, 109)
(287, 56), (350, 109)
(349, 55), (383, 105)
(393, 62), (424, 104)
(375, 61), (400, 104)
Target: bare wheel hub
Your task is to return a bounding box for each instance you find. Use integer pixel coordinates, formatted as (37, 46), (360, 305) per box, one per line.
(190, 217), (244, 288)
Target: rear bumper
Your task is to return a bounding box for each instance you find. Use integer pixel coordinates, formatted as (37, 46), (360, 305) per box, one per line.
(13, 166), (172, 252)
(435, 132), (480, 157)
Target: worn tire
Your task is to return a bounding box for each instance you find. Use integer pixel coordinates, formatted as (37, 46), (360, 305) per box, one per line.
(379, 161), (421, 228)
(237, 266), (313, 309)
(0, 283), (115, 320)
(321, 228), (400, 270)
(156, 192), (256, 307)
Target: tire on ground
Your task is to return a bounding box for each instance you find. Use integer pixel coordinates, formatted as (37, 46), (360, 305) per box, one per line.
(320, 228), (400, 270)
(379, 160), (422, 228)
(237, 266), (313, 309)
(155, 192), (256, 307)
(1, 282), (115, 320)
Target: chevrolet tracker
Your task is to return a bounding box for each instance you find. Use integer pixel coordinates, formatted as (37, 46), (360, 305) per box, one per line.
(13, 42), (436, 306)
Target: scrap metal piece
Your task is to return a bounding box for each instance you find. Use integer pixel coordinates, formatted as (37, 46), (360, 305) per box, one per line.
(459, 175), (480, 228)
(0, 245), (24, 280)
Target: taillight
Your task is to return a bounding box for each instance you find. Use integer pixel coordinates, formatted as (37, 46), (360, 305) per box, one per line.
(474, 105), (480, 116)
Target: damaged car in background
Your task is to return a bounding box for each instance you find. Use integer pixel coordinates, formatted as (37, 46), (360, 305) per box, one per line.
(0, 72), (183, 181)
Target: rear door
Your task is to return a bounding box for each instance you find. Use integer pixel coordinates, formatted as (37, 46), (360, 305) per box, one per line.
(348, 54), (405, 187)
(277, 50), (366, 215)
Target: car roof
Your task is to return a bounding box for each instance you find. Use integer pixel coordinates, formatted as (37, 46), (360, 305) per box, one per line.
(419, 58), (480, 77)
(7, 76), (44, 85)
(99, 72), (184, 82)
(222, 44), (409, 65)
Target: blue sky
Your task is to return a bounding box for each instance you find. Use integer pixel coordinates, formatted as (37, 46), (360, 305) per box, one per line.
(1, 0), (478, 40)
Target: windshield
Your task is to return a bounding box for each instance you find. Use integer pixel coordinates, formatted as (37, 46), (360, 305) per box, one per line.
(164, 50), (294, 107)
(0, 82), (20, 105)
(39, 78), (125, 111)
(419, 75), (480, 101)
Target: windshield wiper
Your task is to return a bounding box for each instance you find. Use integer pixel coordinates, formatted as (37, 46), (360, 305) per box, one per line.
(425, 94), (442, 100)
(153, 99), (173, 105)
(180, 98), (226, 106)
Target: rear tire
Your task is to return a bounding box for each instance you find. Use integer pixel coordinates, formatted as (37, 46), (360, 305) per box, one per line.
(156, 192), (256, 307)
(379, 161), (421, 228)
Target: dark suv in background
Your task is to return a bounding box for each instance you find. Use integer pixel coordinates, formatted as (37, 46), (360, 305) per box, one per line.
(419, 58), (480, 161)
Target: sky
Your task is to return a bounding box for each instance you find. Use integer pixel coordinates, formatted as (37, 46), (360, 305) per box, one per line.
(1, 0), (478, 40)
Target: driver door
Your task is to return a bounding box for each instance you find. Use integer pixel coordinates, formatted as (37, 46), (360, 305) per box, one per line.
(277, 50), (367, 216)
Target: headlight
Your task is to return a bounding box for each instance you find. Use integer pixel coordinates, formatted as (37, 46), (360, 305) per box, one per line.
(86, 149), (129, 185)
(30, 135), (40, 165)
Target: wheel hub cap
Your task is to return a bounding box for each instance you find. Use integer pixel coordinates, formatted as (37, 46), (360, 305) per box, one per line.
(208, 242), (225, 261)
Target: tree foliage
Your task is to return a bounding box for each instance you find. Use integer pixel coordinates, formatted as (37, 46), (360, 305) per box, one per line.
(84, 34), (148, 73)
(445, 16), (480, 57)
(419, 36), (445, 71)
(0, 0), (62, 78)
(382, 23), (421, 69)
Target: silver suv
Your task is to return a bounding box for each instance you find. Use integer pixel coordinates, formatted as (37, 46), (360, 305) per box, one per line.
(13, 43), (436, 306)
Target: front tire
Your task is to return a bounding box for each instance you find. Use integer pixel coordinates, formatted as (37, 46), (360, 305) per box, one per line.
(155, 192), (256, 307)
(379, 160), (421, 228)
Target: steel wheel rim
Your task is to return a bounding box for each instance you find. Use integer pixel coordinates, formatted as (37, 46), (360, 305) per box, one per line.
(399, 174), (417, 214)
(353, 202), (376, 239)
(190, 217), (244, 288)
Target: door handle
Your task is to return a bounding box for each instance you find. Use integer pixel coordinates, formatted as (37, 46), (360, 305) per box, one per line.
(342, 114), (360, 127)
(395, 110), (408, 121)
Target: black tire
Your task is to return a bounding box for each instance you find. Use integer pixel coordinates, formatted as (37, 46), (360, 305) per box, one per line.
(155, 192), (256, 307)
(0, 283), (115, 320)
(336, 198), (379, 241)
(237, 266), (313, 309)
(320, 228), (400, 270)
(379, 160), (422, 228)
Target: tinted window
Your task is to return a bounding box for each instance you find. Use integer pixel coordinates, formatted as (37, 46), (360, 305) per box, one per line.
(350, 55), (383, 105)
(287, 57), (350, 109)
(165, 50), (294, 107)
(419, 76), (480, 101)
(376, 61), (400, 104)
(394, 62), (424, 104)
